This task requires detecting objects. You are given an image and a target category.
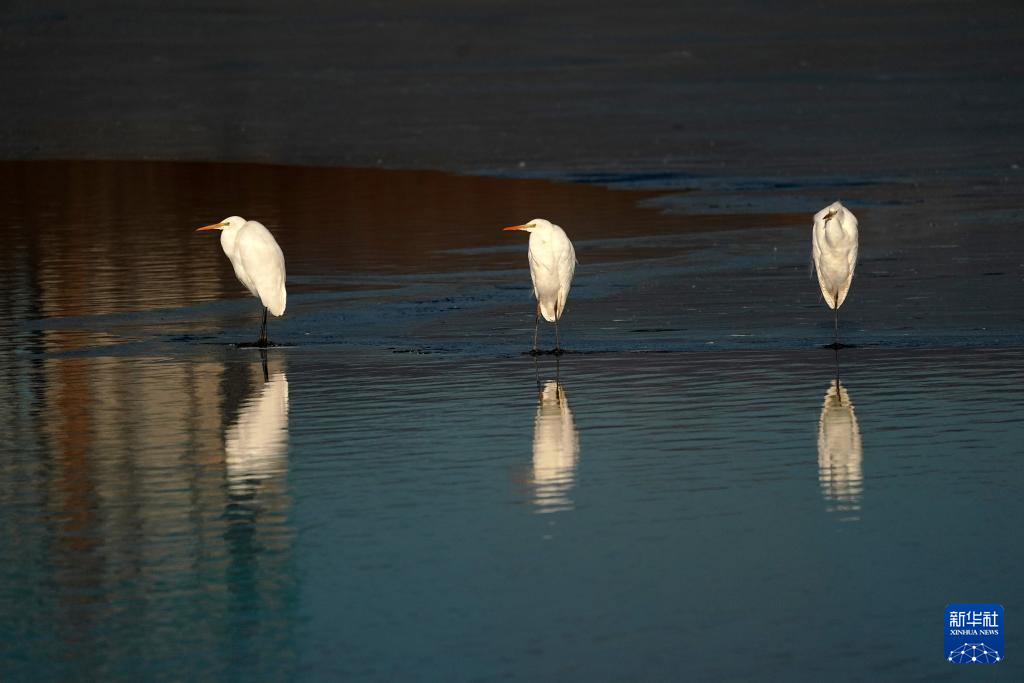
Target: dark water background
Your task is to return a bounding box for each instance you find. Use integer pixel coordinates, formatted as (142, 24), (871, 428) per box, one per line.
(1, 160), (1022, 681)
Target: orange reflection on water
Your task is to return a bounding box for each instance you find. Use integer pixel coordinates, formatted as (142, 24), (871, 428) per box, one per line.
(0, 160), (802, 324)
(5, 350), (296, 670)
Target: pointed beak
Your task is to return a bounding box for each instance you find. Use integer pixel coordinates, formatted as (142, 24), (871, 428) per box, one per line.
(503, 224), (527, 231)
(195, 222), (226, 232)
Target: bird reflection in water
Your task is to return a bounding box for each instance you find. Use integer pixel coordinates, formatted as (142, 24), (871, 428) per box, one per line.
(219, 350), (295, 672)
(225, 351), (290, 501)
(532, 376), (580, 514)
(817, 367), (863, 522)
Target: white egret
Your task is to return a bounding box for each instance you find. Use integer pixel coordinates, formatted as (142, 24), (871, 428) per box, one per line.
(812, 201), (859, 347)
(503, 218), (577, 354)
(196, 216), (286, 347)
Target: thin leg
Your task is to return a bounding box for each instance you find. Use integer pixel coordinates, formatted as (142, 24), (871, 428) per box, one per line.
(554, 302), (562, 356)
(258, 307), (269, 347)
(833, 305), (839, 349)
(260, 347), (269, 382)
(531, 303), (540, 355)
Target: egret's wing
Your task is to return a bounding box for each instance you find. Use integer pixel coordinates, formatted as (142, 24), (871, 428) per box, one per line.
(811, 224), (822, 277)
(527, 246), (546, 299)
(847, 239), (858, 280)
(555, 235), (577, 318)
(237, 223), (287, 315)
(811, 223), (836, 308)
(561, 237), (577, 285)
(835, 237), (858, 309)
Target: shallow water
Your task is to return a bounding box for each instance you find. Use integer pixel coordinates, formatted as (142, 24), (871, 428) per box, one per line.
(1, 161), (1022, 681)
(2, 347), (1021, 680)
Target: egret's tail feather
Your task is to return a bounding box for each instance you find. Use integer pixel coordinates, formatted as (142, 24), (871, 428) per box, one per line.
(835, 285), (851, 310)
(262, 289), (287, 317)
(539, 301), (558, 322)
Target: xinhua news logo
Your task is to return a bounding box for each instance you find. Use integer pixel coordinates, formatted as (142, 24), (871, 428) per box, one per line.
(945, 603), (1003, 663)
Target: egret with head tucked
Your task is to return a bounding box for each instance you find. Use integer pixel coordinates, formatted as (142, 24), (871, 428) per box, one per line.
(811, 201), (858, 347)
(197, 216), (287, 347)
(503, 218), (577, 354)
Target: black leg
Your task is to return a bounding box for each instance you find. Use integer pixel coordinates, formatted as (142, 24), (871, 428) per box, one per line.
(554, 302), (562, 356)
(260, 347), (269, 382)
(833, 305), (839, 349)
(258, 307), (269, 347)
(531, 303), (540, 355)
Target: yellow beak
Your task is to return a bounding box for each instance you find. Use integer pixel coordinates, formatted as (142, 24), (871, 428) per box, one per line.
(196, 222), (226, 232)
(503, 224), (527, 231)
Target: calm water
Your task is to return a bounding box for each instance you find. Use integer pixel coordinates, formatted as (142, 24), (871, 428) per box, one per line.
(2, 348), (1022, 681)
(1, 161), (1022, 681)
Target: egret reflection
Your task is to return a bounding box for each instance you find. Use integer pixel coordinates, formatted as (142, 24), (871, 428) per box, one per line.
(817, 379), (863, 521)
(532, 379), (580, 513)
(225, 354), (290, 497)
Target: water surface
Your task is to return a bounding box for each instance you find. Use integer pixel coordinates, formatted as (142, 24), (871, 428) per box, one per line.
(3, 346), (1021, 680)
(1, 161), (1022, 681)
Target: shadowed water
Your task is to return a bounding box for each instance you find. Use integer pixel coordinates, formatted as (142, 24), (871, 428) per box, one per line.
(2, 346), (1021, 681)
(1, 161), (1023, 681)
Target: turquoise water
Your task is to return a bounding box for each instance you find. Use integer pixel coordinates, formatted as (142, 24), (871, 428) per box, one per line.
(2, 347), (1021, 680)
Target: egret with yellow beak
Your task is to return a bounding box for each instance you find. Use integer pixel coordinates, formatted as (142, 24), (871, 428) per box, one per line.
(504, 218), (577, 354)
(196, 216), (286, 347)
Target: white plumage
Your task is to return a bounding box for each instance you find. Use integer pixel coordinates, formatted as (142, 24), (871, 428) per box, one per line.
(504, 218), (577, 353)
(811, 201), (858, 344)
(197, 215), (286, 345)
(812, 201), (858, 310)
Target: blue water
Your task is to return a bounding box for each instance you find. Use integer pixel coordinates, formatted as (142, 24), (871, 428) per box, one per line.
(1, 346), (1021, 681)
(1, 161), (1022, 681)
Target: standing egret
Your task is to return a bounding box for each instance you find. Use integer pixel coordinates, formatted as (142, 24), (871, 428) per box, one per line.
(196, 216), (286, 347)
(503, 218), (577, 355)
(811, 201), (858, 347)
